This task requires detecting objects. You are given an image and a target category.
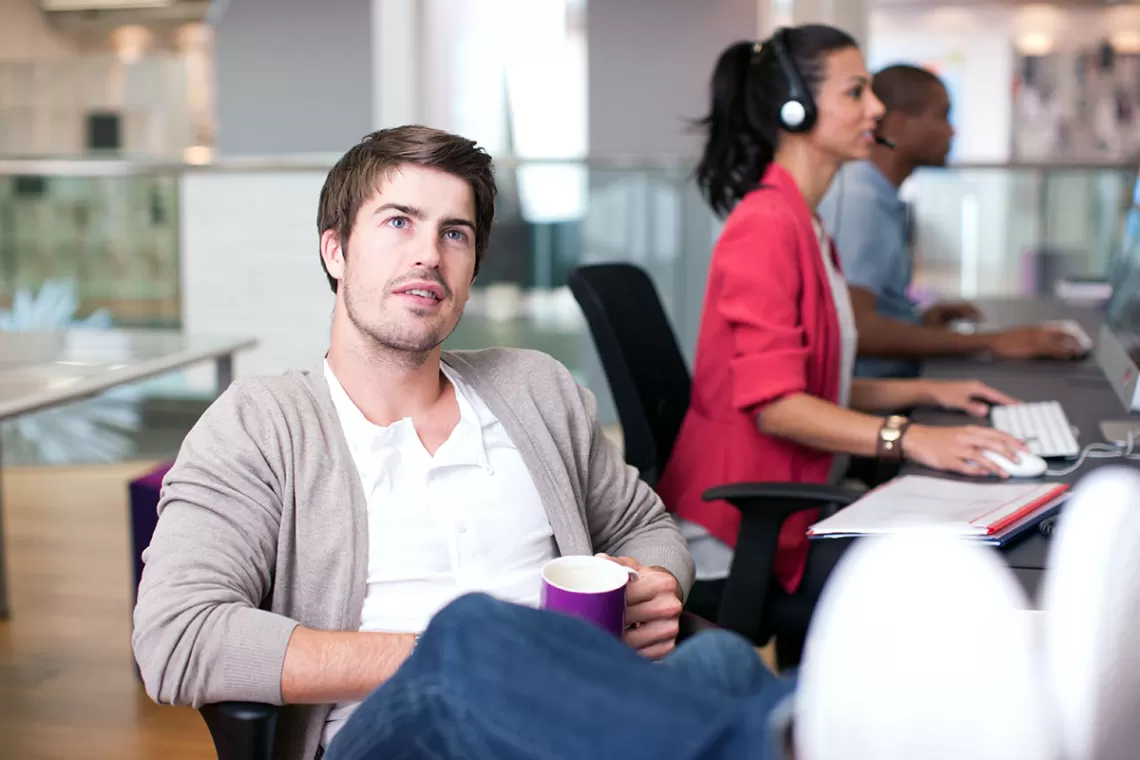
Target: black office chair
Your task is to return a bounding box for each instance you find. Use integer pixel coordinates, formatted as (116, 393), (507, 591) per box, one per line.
(199, 702), (278, 760)
(567, 262), (860, 661)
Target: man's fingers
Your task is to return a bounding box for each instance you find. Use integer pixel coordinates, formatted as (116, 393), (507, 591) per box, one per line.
(966, 401), (990, 417)
(636, 640), (676, 661)
(624, 567), (677, 606)
(624, 618), (679, 653)
(625, 591), (683, 625)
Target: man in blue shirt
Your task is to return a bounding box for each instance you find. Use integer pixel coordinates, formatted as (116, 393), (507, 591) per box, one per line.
(819, 65), (1082, 379)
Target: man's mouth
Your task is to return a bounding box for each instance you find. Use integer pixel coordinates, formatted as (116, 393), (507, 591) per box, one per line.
(402, 288), (440, 301)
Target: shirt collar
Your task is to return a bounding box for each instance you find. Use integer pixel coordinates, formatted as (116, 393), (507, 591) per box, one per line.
(440, 362), (492, 473)
(323, 359), (491, 472)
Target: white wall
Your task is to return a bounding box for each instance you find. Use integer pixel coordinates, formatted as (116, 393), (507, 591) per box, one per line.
(179, 171), (334, 388)
(212, 0), (374, 156)
(586, 0), (762, 157)
(372, 0), (419, 129)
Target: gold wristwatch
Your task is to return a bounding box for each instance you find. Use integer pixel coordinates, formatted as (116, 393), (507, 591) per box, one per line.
(877, 414), (911, 460)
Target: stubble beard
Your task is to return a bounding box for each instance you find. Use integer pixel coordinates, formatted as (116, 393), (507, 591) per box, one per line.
(343, 282), (462, 368)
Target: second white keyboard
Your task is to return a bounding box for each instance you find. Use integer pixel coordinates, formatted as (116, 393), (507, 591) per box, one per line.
(990, 401), (1080, 458)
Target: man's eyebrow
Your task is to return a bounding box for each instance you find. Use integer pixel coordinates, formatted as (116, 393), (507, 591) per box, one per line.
(441, 216), (476, 231)
(372, 203), (425, 218)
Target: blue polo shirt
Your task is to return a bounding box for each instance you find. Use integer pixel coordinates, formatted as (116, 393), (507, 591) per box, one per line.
(818, 160), (921, 379)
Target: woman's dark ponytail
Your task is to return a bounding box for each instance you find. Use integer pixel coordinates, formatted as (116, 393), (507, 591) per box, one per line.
(694, 25), (859, 218)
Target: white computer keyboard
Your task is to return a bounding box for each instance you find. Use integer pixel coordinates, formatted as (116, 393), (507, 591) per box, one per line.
(990, 401), (1080, 458)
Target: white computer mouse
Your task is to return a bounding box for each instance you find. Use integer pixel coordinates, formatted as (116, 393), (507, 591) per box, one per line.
(981, 450), (1048, 478)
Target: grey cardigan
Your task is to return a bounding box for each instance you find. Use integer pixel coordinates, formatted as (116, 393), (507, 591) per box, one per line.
(132, 347), (694, 760)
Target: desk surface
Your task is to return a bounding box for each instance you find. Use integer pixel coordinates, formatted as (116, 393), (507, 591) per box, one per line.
(908, 296), (1137, 600)
(0, 330), (256, 419)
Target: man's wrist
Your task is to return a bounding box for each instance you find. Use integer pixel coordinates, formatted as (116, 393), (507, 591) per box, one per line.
(909, 378), (937, 407)
(971, 331), (1002, 354)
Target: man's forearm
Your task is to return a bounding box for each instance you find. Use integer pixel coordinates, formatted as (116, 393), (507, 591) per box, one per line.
(281, 626), (415, 704)
(857, 313), (992, 358)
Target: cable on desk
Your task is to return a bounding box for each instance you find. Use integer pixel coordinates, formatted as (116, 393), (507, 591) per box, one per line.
(1045, 427), (1138, 478)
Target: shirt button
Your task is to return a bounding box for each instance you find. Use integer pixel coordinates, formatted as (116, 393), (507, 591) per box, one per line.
(457, 522), (468, 534)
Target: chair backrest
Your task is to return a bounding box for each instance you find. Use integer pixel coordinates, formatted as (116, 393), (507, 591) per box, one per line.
(567, 264), (691, 486)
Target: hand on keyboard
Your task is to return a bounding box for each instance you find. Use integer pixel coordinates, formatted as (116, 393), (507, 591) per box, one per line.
(923, 379), (1019, 417)
(902, 424), (1029, 479)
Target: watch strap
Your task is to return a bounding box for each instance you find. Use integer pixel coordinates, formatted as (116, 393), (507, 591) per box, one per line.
(877, 415), (911, 460)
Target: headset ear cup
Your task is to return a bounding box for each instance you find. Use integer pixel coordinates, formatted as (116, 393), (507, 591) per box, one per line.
(780, 100), (807, 130)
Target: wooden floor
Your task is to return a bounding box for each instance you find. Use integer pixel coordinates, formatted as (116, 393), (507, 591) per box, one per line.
(0, 461), (214, 760)
(0, 456), (778, 759)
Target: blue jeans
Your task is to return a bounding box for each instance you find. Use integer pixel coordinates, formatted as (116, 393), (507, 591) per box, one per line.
(324, 594), (797, 760)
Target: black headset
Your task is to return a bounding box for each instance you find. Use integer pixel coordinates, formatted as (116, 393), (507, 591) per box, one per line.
(766, 27), (817, 133)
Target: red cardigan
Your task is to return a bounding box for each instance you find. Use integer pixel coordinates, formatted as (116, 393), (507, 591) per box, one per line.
(657, 164), (843, 594)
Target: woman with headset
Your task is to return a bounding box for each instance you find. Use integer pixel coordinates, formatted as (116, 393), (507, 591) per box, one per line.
(657, 25), (1028, 631)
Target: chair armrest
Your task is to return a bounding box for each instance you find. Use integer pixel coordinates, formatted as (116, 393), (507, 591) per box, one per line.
(199, 702), (279, 760)
(703, 482), (862, 517)
(678, 609), (718, 641)
(702, 481), (861, 645)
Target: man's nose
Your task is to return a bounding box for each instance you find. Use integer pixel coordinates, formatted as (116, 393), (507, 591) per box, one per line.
(412, 235), (442, 269)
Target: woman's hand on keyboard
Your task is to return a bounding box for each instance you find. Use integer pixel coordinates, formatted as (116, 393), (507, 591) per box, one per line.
(922, 379), (1019, 417)
(902, 424), (1029, 478)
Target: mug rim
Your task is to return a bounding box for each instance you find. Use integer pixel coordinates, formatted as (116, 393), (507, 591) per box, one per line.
(542, 555), (631, 594)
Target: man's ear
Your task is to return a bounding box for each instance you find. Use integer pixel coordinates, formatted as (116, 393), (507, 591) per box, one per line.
(320, 229), (346, 283)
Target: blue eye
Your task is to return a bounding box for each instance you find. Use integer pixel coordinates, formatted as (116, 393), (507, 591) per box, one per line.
(386, 217), (409, 229)
(444, 229), (468, 242)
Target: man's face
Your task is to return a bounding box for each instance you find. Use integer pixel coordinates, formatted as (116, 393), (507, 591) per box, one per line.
(321, 164), (477, 360)
(905, 83), (955, 167)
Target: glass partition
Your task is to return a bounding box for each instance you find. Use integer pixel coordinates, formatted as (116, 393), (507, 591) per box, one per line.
(0, 157), (1134, 434)
(902, 164), (1137, 300)
(0, 168), (181, 329)
(0, 156), (1135, 465)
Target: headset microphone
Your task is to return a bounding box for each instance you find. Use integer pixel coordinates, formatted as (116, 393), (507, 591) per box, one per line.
(874, 135), (897, 149)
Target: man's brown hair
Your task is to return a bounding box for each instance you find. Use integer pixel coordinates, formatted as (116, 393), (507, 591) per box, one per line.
(317, 125), (497, 293)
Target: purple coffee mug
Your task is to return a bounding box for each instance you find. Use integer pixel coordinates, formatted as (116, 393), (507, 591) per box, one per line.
(540, 555), (638, 637)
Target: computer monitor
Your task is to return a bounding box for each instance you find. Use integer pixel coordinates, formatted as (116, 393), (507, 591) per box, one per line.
(1095, 169), (1140, 433)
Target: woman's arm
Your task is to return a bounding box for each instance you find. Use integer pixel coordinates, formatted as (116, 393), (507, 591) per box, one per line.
(757, 393), (884, 457)
(850, 378), (1020, 416)
(848, 378), (931, 414)
(757, 391), (1027, 479)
